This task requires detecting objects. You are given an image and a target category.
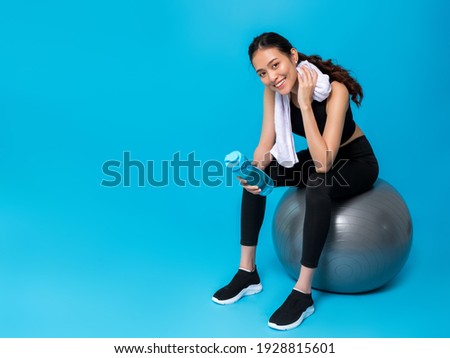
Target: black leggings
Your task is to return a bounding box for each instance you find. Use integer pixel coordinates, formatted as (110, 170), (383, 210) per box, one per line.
(240, 135), (379, 268)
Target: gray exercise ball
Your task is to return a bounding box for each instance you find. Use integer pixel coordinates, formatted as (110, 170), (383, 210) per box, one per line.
(272, 179), (412, 293)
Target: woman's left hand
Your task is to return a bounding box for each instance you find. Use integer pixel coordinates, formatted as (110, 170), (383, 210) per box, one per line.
(296, 66), (318, 108)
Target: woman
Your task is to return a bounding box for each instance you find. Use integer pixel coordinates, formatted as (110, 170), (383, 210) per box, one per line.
(212, 32), (379, 331)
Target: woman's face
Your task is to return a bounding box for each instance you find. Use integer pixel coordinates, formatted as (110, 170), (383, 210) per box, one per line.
(252, 47), (298, 95)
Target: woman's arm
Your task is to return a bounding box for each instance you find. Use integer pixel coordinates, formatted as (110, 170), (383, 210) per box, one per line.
(298, 71), (349, 173)
(238, 87), (276, 195)
(253, 86), (276, 169)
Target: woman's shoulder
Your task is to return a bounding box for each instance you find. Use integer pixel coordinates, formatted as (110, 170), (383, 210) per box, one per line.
(330, 80), (349, 95)
(263, 86), (276, 97)
(326, 81), (350, 113)
(328, 81), (350, 104)
(263, 86), (276, 105)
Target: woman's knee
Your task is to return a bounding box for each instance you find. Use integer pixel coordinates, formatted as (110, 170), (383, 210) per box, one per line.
(305, 172), (331, 200)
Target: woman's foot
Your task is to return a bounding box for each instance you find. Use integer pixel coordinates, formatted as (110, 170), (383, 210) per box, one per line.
(212, 267), (262, 305)
(268, 289), (315, 330)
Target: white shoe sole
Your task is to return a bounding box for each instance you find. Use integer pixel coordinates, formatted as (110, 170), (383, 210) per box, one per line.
(268, 305), (315, 331)
(212, 283), (263, 305)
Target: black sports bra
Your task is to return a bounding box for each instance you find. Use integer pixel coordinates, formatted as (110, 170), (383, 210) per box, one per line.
(290, 99), (356, 144)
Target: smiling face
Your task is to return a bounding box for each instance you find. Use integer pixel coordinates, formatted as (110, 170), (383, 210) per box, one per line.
(252, 47), (299, 95)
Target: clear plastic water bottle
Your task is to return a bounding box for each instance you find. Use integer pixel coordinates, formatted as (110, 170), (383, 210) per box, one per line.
(224, 150), (274, 196)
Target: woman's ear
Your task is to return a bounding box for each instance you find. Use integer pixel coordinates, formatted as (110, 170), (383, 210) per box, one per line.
(290, 48), (298, 64)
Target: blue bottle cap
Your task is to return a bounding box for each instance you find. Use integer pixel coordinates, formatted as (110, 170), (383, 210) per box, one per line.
(224, 151), (241, 169)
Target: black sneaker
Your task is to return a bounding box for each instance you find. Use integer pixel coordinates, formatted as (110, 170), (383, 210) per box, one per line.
(212, 267), (263, 305)
(268, 289), (315, 330)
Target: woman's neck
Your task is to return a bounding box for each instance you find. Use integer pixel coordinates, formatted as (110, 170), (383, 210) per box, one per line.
(290, 80), (299, 95)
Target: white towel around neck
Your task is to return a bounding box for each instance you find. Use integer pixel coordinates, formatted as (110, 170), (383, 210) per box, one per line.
(270, 60), (332, 168)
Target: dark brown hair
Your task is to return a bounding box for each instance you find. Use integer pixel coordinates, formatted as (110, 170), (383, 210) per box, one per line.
(248, 32), (363, 106)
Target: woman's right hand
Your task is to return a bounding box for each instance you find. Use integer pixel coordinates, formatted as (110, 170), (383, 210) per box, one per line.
(237, 149), (272, 195)
(237, 175), (262, 195)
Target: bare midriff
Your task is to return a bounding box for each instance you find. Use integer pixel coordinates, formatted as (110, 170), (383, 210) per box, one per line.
(340, 124), (364, 148)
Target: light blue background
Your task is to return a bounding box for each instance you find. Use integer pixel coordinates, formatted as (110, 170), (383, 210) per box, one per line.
(1, 0), (449, 337)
